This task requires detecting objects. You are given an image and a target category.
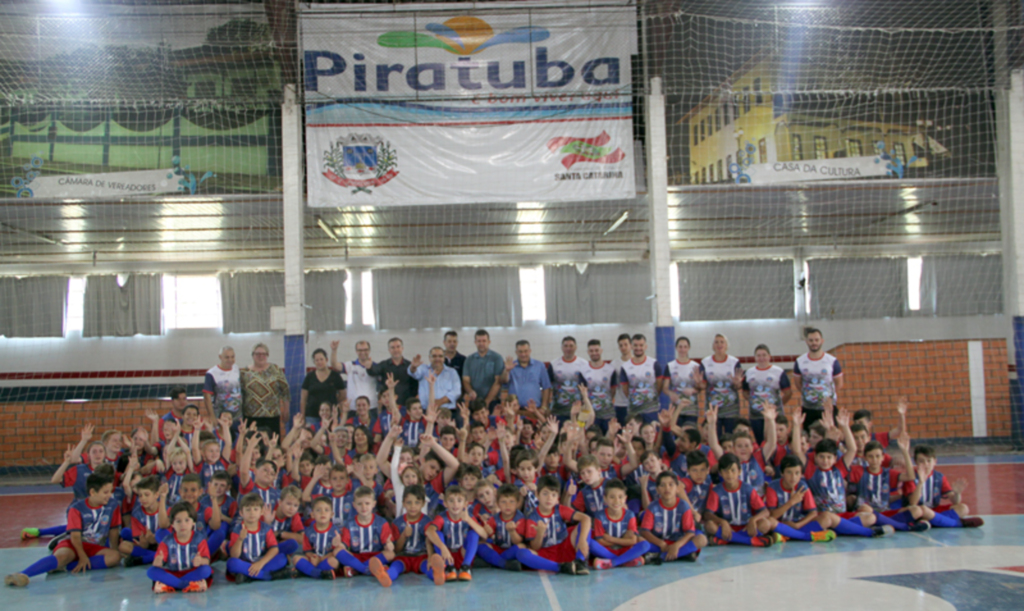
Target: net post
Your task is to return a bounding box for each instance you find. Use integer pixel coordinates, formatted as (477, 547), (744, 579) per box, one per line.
(998, 68), (1024, 447)
(646, 76), (673, 410)
(282, 82), (306, 426)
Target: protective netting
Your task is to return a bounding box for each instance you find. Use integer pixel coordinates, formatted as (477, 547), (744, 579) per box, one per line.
(0, 1), (1019, 446)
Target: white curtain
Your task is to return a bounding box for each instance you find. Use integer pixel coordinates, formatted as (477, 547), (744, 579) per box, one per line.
(0, 276), (68, 338)
(306, 270), (347, 332)
(374, 266), (522, 330)
(219, 271), (284, 334)
(919, 254), (1002, 316)
(809, 258), (906, 320)
(83, 274), (162, 337)
(545, 263), (651, 325)
(677, 259), (793, 321)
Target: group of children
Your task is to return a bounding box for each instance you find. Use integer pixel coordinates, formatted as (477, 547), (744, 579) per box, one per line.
(6, 373), (984, 593)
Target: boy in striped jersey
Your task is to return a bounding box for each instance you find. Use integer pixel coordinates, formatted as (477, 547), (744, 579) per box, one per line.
(393, 485), (442, 580)
(901, 445), (984, 529)
(476, 484), (525, 571)
(147, 502), (212, 593)
(266, 486), (305, 557)
(425, 485), (490, 583)
(227, 493), (288, 583)
(6, 473), (123, 588)
(764, 456), (837, 542)
(292, 497), (343, 579)
(703, 454), (776, 547)
(337, 486), (404, 587)
(120, 475), (169, 567)
(640, 472), (706, 561)
(592, 478), (655, 569)
(848, 435), (929, 532)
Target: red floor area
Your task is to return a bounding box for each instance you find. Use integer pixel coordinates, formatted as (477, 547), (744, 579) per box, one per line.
(0, 493), (72, 549)
(1, 463), (1022, 549)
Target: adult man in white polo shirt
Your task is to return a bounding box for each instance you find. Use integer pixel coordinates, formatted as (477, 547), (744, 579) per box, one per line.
(791, 327), (843, 430)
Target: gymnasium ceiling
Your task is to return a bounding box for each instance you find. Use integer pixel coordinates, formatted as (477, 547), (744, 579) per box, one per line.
(0, 177), (1001, 272)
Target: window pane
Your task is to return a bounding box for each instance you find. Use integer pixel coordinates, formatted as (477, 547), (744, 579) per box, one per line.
(165, 275), (222, 329)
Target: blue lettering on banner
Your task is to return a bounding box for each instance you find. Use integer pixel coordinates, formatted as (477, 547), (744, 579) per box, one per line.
(303, 48), (621, 93)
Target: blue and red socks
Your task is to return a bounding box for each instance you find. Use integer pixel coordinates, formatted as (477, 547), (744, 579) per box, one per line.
(147, 565), (212, 589)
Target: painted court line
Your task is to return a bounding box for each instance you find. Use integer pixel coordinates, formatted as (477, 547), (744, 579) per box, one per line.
(908, 532), (949, 547)
(539, 573), (563, 611)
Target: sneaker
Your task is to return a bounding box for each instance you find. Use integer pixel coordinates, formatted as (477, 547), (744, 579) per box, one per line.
(503, 559), (522, 572)
(573, 559), (590, 575)
(591, 558), (613, 571)
(908, 521), (932, 533)
(445, 569), (458, 582)
(5, 573), (29, 588)
(182, 580), (208, 593)
(428, 556), (446, 585)
(20, 528), (40, 540)
(642, 552), (663, 566)
(558, 562), (576, 575)
(680, 552), (700, 562)
(320, 569), (336, 580)
(753, 536), (775, 547)
(771, 532), (786, 544)
(232, 573), (251, 585)
(369, 557), (393, 588)
(47, 533), (70, 552)
(709, 536), (729, 547)
(153, 581), (177, 594)
(872, 525), (896, 537)
(621, 556), (645, 568)
(960, 517), (985, 528)
(342, 566), (356, 578)
(270, 567), (294, 581)
(123, 555), (144, 568)
(811, 529), (838, 543)
(457, 567), (472, 582)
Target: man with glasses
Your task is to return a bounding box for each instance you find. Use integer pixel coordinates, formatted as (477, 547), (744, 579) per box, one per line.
(331, 339), (381, 418)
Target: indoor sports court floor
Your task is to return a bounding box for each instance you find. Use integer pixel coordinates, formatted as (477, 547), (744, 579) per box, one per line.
(2, 455), (1023, 611)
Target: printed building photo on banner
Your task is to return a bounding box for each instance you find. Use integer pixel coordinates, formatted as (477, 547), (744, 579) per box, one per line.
(0, 5), (283, 200)
(301, 2), (638, 206)
(678, 54), (991, 187)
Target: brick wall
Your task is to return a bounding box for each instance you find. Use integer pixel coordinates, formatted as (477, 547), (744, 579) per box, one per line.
(0, 399), (168, 468)
(0, 338), (1013, 467)
(830, 339), (1011, 439)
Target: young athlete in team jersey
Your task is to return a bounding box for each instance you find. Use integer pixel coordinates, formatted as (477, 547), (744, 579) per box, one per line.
(847, 434), (928, 533)
(476, 484), (525, 571)
(902, 445), (985, 529)
(291, 497), (343, 580)
(663, 336), (705, 426)
(641, 471), (707, 561)
(120, 475), (169, 567)
(516, 475), (593, 576)
(706, 404), (778, 496)
(392, 485), (441, 580)
(703, 454), (777, 547)
(266, 485), (305, 557)
(791, 408), (893, 538)
(337, 486), (404, 587)
(581, 339), (620, 433)
(764, 456), (837, 543)
(425, 485), (490, 583)
(7, 473), (123, 587)
(591, 478), (655, 569)
(227, 493), (288, 583)
(148, 502), (213, 593)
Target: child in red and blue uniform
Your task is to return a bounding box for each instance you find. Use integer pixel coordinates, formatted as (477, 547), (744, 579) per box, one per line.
(392, 485), (437, 579)
(640, 472), (706, 561)
(267, 486), (305, 557)
(900, 444), (984, 529)
(591, 478), (655, 569)
(336, 486), (403, 587)
(226, 493), (287, 583)
(703, 454), (776, 547)
(425, 486), (490, 583)
(764, 456), (837, 542)
(476, 484), (524, 571)
(292, 497), (343, 579)
(6, 473), (123, 587)
(120, 475), (168, 567)
(147, 502), (213, 593)
(515, 475), (593, 576)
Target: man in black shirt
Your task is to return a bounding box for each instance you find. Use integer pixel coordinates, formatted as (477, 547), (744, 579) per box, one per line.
(443, 330), (466, 379)
(370, 337), (416, 407)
